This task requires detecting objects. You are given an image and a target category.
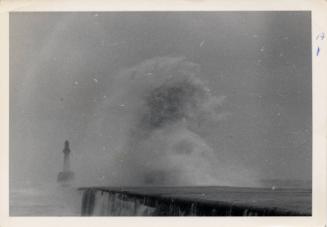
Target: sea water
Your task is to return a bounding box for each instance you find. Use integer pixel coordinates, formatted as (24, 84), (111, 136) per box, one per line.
(10, 182), (81, 216)
(10, 184), (311, 216)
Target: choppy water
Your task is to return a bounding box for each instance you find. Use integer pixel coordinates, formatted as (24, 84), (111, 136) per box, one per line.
(10, 184), (311, 216)
(10, 183), (81, 216)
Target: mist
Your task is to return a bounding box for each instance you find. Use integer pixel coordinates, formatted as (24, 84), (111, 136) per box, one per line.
(72, 56), (259, 187)
(10, 12), (311, 189)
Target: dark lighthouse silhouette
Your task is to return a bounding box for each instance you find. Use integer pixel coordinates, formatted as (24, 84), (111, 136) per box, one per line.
(57, 140), (75, 184)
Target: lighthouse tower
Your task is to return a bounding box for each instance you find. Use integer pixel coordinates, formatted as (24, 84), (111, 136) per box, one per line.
(63, 140), (71, 172)
(57, 140), (75, 184)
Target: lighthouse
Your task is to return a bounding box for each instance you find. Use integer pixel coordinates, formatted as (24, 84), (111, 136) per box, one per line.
(57, 140), (75, 184)
(63, 140), (71, 172)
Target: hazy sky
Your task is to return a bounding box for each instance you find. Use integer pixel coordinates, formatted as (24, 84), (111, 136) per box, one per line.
(10, 12), (311, 187)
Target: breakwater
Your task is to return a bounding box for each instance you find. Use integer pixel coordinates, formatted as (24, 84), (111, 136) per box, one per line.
(79, 187), (311, 216)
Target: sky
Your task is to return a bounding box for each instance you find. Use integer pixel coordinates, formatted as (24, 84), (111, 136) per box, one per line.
(10, 12), (312, 188)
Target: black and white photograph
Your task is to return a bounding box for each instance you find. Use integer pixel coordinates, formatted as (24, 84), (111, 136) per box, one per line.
(9, 11), (312, 216)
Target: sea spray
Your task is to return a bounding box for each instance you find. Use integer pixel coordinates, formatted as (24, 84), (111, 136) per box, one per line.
(74, 56), (259, 187)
